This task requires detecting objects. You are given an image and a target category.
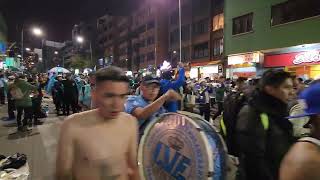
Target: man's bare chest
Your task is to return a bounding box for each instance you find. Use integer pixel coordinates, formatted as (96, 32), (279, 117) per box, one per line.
(74, 126), (129, 166)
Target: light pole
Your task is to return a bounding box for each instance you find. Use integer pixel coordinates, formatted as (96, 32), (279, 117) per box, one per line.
(179, 0), (182, 63)
(76, 36), (93, 68)
(21, 27), (43, 60)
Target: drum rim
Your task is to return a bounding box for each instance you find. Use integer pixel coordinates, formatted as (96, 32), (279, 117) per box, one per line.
(138, 112), (227, 180)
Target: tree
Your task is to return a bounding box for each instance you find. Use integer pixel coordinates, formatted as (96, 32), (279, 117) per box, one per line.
(69, 54), (91, 69)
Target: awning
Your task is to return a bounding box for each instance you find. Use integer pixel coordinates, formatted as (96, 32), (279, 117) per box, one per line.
(190, 60), (221, 67)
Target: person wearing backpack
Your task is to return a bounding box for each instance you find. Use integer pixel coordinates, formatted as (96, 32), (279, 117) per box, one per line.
(9, 74), (38, 132)
(279, 82), (320, 180)
(236, 70), (295, 180)
(221, 77), (248, 156)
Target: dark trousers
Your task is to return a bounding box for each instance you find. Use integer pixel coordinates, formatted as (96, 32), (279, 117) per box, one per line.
(55, 98), (63, 114)
(8, 99), (15, 119)
(32, 97), (42, 120)
(212, 101), (223, 121)
(0, 87), (5, 104)
(63, 98), (78, 115)
(200, 103), (211, 122)
(16, 106), (33, 127)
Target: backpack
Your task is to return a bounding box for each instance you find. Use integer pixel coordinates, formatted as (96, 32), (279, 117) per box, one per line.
(221, 91), (247, 155)
(10, 85), (25, 100)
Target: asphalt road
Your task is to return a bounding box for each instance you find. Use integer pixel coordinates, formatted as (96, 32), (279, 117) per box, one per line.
(0, 98), (64, 180)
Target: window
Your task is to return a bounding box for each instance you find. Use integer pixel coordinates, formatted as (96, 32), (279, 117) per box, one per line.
(140, 39), (146, 47)
(193, 42), (209, 59)
(147, 36), (155, 45)
(193, 19), (209, 36)
(147, 21), (155, 30)
(271, 0), (320, 26)
(232, 13), (253, 35)
(170, 29), (179, 44)
(212, 38), (223, 56)
(181, 25), (190, 41)
(137, 25), (146, 33)
(212, 13), (224, 31)
(170, 11), (179, 25)
(147, 51), (155, 61)
(108, 22), (112, 29)
(140, 54), (145, 63)
(182, 47), (190, 61)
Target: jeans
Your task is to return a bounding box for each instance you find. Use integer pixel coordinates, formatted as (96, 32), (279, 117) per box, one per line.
(16, 106), (33, 127)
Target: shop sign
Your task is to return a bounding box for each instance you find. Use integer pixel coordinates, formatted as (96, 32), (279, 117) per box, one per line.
(264, 50), (320, 67)
(293, 50), (320, 65)
(228, 52), (260, 65)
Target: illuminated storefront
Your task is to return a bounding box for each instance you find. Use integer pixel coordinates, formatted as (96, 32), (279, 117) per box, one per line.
(227, 52), (262, 78)
(264, 49), (320, 79)
(189, 61), (222, 80)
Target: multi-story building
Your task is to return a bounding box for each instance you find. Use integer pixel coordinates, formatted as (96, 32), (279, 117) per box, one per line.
(131, 0), (169, 71)
(224, 0), (320, 79)
(97, 15), (118, 67)
(42, 40), (64, 71)
(117, 16), (132, 70)
(0, 13), (7, 58)
(168, 0), (224, 79)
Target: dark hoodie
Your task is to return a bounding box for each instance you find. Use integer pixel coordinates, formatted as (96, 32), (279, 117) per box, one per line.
(236, 90), (294, 180)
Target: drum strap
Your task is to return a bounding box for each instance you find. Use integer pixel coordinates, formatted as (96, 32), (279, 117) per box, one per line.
(298, 137), (320, 147)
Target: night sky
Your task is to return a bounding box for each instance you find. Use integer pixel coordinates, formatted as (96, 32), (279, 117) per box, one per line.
(0, 0), (141, 43)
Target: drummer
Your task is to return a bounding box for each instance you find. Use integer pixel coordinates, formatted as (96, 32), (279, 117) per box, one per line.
(125, 75), (181, 136)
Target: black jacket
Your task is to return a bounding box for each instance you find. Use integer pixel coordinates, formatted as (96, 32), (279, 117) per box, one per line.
(236, 90), (294, 180)
(62, 79), (78, 99)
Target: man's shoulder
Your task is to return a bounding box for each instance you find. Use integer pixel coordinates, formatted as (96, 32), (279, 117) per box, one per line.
(62, 110), (98, 127)
(126, 95), (145, 105)
(118, 112), (138, 127)
(281, 141), (320, 178)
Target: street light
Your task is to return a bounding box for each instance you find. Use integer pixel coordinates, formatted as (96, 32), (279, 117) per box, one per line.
(25, 48), (31, 51)
(32, 27), (43, 37)
(21, 26), (44, 61)
(54, 51), (59, 55)
(173, 50), (177, 54)
(76, 36), (84, 43)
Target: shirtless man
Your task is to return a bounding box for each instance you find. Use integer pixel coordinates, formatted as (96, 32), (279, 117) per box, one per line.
(280, 83), (320, 180)
(56, 66), (139, 180)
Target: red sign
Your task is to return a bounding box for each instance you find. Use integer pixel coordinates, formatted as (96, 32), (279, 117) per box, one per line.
(264, 50), (320, 67)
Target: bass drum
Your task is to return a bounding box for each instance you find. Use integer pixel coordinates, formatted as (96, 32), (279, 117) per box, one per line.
(138, 112), (227, 180)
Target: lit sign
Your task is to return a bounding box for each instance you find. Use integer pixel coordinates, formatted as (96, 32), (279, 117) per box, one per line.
(293, 50), (320, 65)
(228, 53), (260, 65)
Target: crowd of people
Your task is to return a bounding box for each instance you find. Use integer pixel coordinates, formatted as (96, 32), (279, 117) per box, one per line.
(54, 65), (320, 180)
(0, 70), (95, 132)
(1, 63), (320, 179)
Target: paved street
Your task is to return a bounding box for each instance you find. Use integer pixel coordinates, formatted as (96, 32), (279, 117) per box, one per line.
(0, 98), (64, 180)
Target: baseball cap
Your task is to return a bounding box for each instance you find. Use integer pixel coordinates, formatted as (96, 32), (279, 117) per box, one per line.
(142, 75), (160, 85)
(287, 82), (320, 119)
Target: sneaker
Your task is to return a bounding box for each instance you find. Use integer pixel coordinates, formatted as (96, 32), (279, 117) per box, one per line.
(21, 126), (31, 132)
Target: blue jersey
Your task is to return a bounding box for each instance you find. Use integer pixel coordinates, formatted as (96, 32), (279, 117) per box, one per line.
(160, 68), (185, 112)
(125, 95), (167, 130)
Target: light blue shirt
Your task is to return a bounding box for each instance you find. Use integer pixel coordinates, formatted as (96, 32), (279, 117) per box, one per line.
(125, 95), (167, 130)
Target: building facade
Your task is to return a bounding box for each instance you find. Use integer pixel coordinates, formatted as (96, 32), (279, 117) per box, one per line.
(224, 0), (320, 79)
(0, 13), (7, 59)
(168, 0), (224, 79)
(131, 0), (169, 71)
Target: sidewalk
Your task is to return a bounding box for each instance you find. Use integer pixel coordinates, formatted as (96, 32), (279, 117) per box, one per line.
(0, 98), (64, 180)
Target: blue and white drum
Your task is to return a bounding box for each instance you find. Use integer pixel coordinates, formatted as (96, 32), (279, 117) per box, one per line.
(138, 112), (227, 180)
